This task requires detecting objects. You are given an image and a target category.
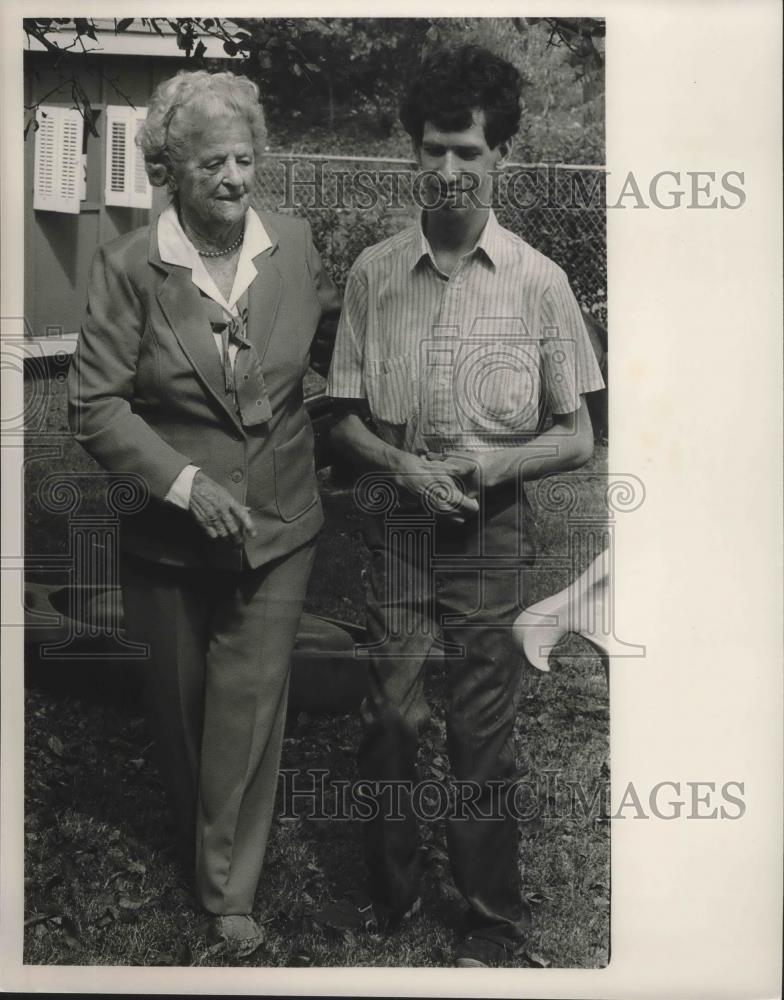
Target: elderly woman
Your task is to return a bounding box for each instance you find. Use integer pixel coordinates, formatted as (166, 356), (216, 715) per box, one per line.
(68, 70), (340, 955)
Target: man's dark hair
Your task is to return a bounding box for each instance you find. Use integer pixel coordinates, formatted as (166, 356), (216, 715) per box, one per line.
(400, 44), (523, 150)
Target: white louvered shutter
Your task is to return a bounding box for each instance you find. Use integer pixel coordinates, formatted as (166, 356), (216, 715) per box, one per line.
(33, 106), (83, 214)
(105, 106), (152, 209)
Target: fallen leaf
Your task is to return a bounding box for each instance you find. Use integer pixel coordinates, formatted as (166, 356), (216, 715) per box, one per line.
(60, 914), (82, 945)
(47, 736), (65, 757)
(308, 899), (364, 932)
(148, 950), (176, 966)
(118, 896), (144, 911)
(526, 951), (551, 968)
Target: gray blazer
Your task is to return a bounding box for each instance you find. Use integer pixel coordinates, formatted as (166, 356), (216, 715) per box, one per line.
(68, 211), (341, 570)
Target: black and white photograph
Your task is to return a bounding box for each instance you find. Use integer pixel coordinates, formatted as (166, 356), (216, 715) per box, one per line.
(1, 3), (782, 997)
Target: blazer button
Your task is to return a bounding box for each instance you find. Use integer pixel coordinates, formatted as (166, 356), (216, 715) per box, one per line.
(230, 470), (243, 483)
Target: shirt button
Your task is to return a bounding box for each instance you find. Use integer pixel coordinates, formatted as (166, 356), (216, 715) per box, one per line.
(230, 470), (243, 483)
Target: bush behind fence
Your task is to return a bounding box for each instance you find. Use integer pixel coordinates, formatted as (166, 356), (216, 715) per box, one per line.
(253, 154), (607, 327)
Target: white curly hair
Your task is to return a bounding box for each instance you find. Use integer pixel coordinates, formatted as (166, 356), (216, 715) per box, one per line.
(137, 70), (267, 190)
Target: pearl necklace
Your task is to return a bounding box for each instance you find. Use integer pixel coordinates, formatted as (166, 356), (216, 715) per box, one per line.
(196, 230), (244, 258)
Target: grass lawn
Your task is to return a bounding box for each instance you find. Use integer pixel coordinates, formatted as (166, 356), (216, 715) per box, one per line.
(23, 370), (610, 969)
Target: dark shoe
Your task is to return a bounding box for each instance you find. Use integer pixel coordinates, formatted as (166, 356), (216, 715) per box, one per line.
(455, 932), (518, 968)
(208, 914), (264, 958)
(372, 895), (422, 933)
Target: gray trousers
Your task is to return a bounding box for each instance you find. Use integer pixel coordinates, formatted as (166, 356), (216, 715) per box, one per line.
(121, 541), (315, 914)
(358, 488), (535, 941)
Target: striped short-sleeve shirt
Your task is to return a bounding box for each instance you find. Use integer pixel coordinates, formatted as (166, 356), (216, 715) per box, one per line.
(325, 211), (605, 454)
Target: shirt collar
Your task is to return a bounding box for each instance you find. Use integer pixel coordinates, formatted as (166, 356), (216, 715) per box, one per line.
(409, 209), (502, 273)
(156, 203), (272, 311)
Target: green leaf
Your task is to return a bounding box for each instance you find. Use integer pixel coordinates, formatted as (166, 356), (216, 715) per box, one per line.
(116, 18), (134, 32)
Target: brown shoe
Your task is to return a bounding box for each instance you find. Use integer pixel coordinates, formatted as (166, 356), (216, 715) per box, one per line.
(208, 914), (264, 958)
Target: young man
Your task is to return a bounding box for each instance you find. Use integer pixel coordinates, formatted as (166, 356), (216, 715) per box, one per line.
(326, 44), (604, 967)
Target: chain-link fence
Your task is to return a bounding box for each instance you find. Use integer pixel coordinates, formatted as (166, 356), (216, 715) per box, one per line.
(253, 153), (607, 327)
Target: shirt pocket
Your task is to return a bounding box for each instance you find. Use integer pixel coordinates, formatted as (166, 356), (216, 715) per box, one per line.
(365, 355), (416, 426)
(452, 341), (542, 433)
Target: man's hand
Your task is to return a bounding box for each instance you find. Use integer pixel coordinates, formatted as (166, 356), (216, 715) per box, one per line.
(188, 470), (257, 544)
(434, 451), (514, 495)
(436, 407), (592, 492)
(391, 452), (479, 519)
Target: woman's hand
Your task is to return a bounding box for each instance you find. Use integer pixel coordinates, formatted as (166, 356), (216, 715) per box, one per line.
(189, 470), (257, 544)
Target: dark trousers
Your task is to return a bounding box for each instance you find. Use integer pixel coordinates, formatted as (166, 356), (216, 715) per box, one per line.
(358, 490), (535, 942)
(121, 541), (315, 914)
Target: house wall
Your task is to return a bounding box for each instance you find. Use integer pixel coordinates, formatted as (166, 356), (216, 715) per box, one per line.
(23, 51), (178, 339)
